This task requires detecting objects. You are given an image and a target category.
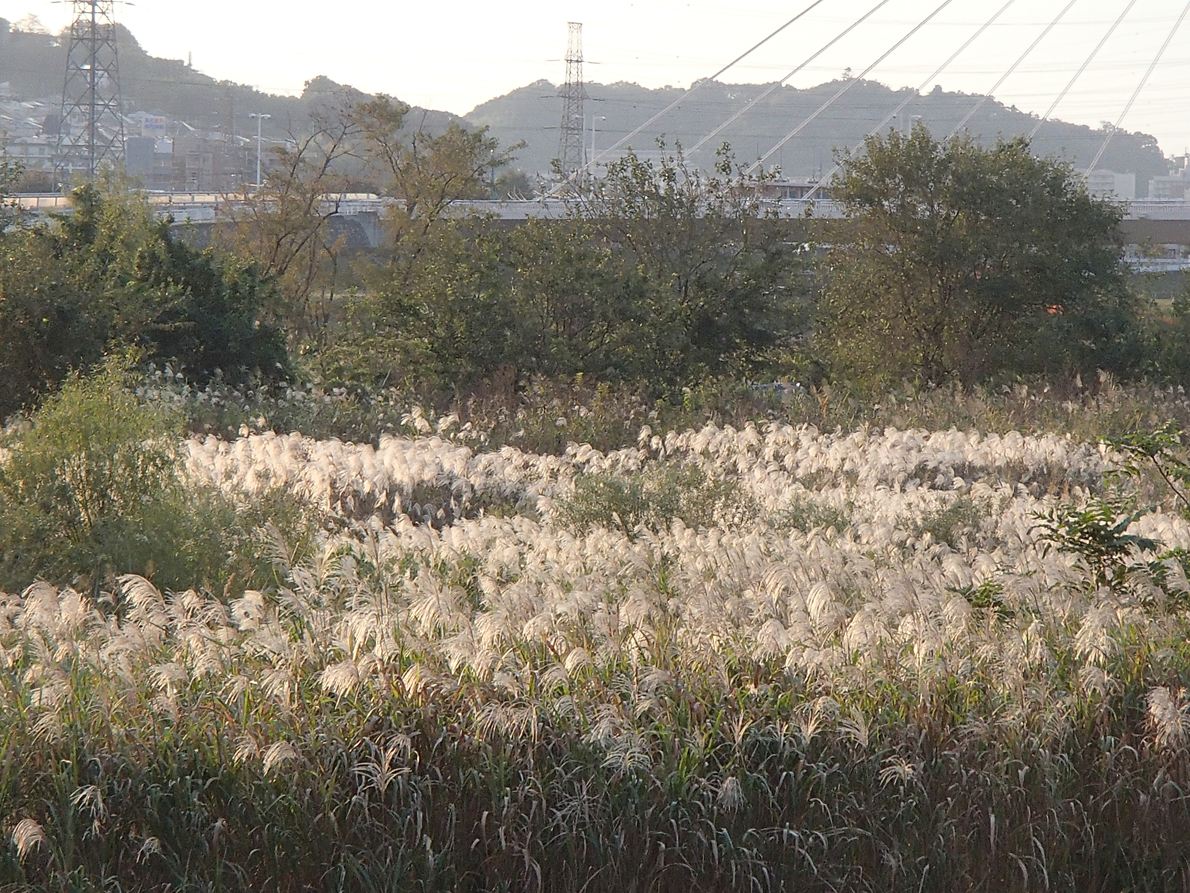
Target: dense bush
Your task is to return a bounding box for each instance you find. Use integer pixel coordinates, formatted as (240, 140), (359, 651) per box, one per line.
(344, 146), (808, 393)
(0, 184), (287, 417)
(559, 463), (751, 535)
(0, 361), (312, 591)
(818, 125), (1137, 387)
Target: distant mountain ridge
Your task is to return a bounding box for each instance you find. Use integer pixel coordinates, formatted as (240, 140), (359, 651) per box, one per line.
(0, 19), (463, 141)
(0, 17), (1170, 193)
(466, 78), (1170, 194)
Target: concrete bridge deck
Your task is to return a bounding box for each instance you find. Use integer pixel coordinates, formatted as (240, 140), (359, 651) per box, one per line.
(13, 193), (1190, 255)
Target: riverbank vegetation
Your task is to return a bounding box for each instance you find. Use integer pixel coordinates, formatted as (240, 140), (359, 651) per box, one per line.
(3, 105), (1190, 890)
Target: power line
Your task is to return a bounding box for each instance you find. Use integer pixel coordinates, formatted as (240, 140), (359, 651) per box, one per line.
(551, 0), (830, 195)
(803, 0), (1018, 202)
(688, 0), (895, 158)
(1086, 0), (1190, 173)
(1029, 0), (1140, 140)
(749, 0), (959, 176)
(947, 0), (1082, 139)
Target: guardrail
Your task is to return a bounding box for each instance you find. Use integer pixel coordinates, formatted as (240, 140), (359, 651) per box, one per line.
(12, 193), (1190, 222)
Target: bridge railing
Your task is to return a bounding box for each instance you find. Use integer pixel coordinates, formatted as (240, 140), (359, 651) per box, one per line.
(1126, 200), (1190, 220)
(12, 193), (1190, 222)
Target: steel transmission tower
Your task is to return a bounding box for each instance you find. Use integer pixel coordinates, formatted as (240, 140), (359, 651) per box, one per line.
(557, 22), (586, 187)
(56, 0), (126, 181)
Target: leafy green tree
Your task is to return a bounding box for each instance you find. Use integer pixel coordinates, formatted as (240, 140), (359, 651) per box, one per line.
(819, 124), (1132, 386)
(348, 142), (807, 392)
(353, 96), (517, 290)
(0, 228), (107, 415)
(0, 157), (21, 233)
(0, 184), (287, 416)
(313, 98), (521, 386)
(575, 143), (807, 383)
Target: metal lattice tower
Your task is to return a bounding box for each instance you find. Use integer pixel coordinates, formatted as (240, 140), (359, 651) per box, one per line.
(56, 0), (126, 181)
(557, 22), (586, 186)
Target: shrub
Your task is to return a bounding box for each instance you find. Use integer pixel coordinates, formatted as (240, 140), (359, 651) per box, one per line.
(0, 184), (288, 418)
(911, 496), (988, 549)
(558, 463), (750, 534)
(0, 360), (312, 591)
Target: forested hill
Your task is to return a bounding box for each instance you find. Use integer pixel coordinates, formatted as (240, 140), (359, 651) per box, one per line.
(0, 16), (1168, 191)
(467, 78), (1170, 193)
(0, 19), (463, 140)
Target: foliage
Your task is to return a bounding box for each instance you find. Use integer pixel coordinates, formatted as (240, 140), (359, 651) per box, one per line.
(558, 463), (748, 535)
(0, 184), (287, 417)
(1146, 290), (1190, 388)
(0, 360), (313, 591)
(0, 157), (21, 233)
(570, 143), (809, 384)
(356, 95), (515, 291)
(5, 414), (1190, 889)
(910, 495), (988, 549)
(1038, 424), (1190, 602)
(1036, 499), (1159, 590)
(214, 97), (358, 347)
(819, 124), (1134, 386)
(353, 143), (808, 392)
(1107, 422), (1190, 515)
(0, 359), (178, 586)
(269, 96), (522, 386)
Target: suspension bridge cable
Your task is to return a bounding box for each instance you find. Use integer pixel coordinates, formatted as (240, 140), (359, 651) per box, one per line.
(550, 0), (831, 195)
(748, 0), (958, 176)
(1086, 0), (1190, 174)
(802, 0), (1018, 203)
(1029, 0), (1140, 140)
(946, 0), (1082, 139)
(686, 0), (897, 158)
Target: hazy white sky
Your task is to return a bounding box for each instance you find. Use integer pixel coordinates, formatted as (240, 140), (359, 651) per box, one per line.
(5, 0), (1190, 154)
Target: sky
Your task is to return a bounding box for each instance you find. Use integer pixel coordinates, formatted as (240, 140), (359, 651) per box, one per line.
(4, 0), (1190, 156)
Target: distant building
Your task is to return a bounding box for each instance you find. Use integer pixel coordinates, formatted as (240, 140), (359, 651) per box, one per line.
(1, 97), (257, 192)
(755, 177), (834, 201)
(123, 135), (176, 190)
(172, 130), (251, 193)
(1147, 155), (1189, 200)
(1085, 169), (1136, 201)
(1149, 175), (1189, 201)
(2, 133), (55, 172)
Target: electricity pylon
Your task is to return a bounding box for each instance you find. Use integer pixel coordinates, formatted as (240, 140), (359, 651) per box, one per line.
(56, 0), (126, 181)
(557, 22), (586, 188)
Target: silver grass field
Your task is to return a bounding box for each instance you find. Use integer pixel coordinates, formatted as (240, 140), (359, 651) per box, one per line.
(3, 391), (1190, 890)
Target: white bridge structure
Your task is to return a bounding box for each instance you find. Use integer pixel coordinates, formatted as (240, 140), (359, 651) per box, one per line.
(13, 192), (1190, 270)
(15, 192), (1190, 223)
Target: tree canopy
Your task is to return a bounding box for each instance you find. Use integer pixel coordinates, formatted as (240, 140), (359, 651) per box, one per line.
(818, 125), (1136, 386)
(0, 185), (286, 416)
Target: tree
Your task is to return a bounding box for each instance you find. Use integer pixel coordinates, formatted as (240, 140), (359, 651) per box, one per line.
(353, 96), (517, 293)
(0, 185), (287, 416)
(214, 97), (358, 348)
(818, 124), (1132, 386)
(321, 98), (522, 386)
(0, 158), (21, 233)
(574, 143), (807, 383)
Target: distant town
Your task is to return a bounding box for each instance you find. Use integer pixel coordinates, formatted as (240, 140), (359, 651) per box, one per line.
(1, 89), (269, 192)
